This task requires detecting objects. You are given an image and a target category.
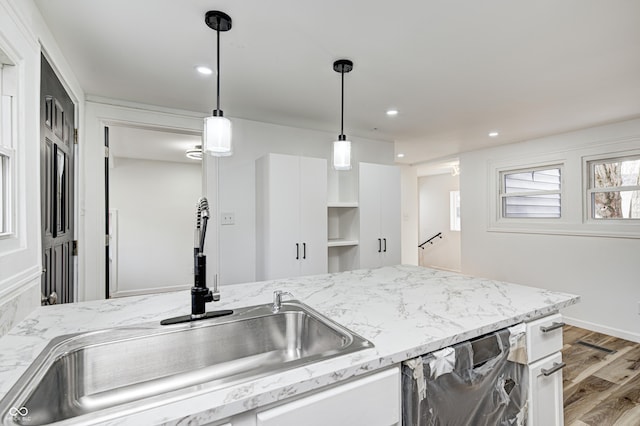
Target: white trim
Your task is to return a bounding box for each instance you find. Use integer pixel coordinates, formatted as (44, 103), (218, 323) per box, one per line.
(564, 316), (640, 344)
(108, 209), (118, 296)
(82, 101), (205, 301)
(488, 157), (568, 232)
(582, 148), (640, 224)
(87, 95), (207, 119)
(0, 263), (40, 299)
(487, 136), (640, 238)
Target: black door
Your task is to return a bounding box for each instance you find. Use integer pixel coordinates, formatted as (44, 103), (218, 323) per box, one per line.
(41, 55), (75, 305)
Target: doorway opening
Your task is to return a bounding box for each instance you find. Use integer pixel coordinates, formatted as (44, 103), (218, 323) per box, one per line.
(106, 124), (203, 298)
(417, 160), (461, 272)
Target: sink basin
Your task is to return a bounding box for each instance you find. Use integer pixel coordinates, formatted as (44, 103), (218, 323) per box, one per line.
(0, 300), (373, 425)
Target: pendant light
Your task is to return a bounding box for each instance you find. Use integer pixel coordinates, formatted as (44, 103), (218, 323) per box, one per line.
(203, 11), (233, 157)
(332, 59), (354, 171)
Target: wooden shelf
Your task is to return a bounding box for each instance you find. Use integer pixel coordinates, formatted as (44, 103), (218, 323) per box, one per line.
(327, 239), (359, 247)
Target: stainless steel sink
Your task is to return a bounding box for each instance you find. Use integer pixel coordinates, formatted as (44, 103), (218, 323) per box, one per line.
(0, 300), (373, 425)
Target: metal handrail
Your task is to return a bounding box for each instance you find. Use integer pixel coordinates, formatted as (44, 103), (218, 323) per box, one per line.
(419, 232), (442, 249)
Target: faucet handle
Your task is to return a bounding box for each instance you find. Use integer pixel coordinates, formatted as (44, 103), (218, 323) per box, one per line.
(272, 290), (293, 313)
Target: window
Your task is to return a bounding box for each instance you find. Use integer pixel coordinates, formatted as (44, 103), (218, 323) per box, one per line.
(500, 166), (562, 218)
(0, 60), (16, 236)
(450, 190), (460, 231)
(587, 155), (640, 220)
(0, 153), (7, 233)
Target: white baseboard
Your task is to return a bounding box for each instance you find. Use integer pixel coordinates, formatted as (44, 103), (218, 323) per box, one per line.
(564, 316), (640, 344)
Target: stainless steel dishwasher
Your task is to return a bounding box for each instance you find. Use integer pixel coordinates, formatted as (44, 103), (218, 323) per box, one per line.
(402, 328), (528, 426)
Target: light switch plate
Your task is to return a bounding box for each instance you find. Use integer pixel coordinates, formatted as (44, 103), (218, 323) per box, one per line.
(221, 212), (235, 225)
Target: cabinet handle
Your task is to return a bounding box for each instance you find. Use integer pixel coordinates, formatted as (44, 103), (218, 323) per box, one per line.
(540, 322), (565, 333)
(303, 242), (306, 259)
(383, 238), (387, 252)
(541, 362), (566, 376)
(296, 243), (299, 260)
(378, 238), (382, 253)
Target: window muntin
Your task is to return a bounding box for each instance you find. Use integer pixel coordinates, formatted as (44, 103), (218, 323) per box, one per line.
(588, 156), (640, 219)
(500, 167), (562, 218)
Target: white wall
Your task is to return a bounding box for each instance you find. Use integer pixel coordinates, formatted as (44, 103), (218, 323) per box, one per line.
(109, 157), (200, 296)
(460, 118), (640, 342)
(0, 0), (86, 336)
(400, 165), (419, 266)
(418, 173), (461, 271)
(83, 100), (394, 299)
(207, 118), (395, 285)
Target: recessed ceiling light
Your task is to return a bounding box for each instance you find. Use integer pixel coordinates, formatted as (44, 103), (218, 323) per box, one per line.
(196, 66), (213, 75)
(489, 131), (499, 137)
(397, 153), (405, 158)
(386, 109), (399, 116)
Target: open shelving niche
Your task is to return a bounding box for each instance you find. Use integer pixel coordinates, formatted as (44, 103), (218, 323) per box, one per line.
(327, 166), (360, 273)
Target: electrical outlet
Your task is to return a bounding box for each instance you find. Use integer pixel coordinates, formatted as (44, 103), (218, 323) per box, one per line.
(221, 212), (235, 225)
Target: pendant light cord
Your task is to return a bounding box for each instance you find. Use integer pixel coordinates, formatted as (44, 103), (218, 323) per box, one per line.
(216, 18), (221, 113)
(340, 70), (345, 137)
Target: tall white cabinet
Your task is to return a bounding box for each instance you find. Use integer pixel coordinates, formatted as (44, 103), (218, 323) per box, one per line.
(358, 163), (401, 269)
(256, 154), (327, 281)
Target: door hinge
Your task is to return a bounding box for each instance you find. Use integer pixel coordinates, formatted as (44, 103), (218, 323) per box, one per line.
(72, 240), (78, 256)
(104, 146), (109, 158)
(105, 234), (110, 246)
(73, 128), (78, 145)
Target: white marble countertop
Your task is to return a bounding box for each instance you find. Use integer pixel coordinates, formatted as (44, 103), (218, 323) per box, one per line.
(0, 265), (579, 425)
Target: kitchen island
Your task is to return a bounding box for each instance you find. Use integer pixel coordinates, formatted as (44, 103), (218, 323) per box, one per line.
(0, 265), (579, 425)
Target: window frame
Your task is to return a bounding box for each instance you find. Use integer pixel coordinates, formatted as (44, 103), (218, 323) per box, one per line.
(0, 61), (16, 239)
(450, 190), (460, 231)
(499, 164), (564, 220)
(584, 150), (640, 223)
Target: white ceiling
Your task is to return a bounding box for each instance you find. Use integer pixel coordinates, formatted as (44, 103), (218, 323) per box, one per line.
(35, 0), (640, 165)
(108, 125), (202, 164)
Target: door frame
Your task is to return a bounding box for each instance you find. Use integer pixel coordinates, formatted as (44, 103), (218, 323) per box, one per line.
(81, 100), (206, 301)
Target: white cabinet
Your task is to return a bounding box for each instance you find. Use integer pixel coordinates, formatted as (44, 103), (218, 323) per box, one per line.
(256, 154), (327, 280)
(359, 163), (401, 268)
(256, 367), (400, 426)
(525, 313), (566, 426)
(212, 367), (401, 426)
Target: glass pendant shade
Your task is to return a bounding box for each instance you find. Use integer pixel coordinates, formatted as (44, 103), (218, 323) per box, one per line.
(203, 115), (232, 157)
(333, 139), (352, 171)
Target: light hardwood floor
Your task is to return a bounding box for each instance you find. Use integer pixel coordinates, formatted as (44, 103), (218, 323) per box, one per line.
(562, 325), (640, 426)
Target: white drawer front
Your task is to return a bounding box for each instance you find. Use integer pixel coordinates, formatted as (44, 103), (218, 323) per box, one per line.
(527, 352), (565, 426)
(256, 367), (401, 426)
(526, 313), (564, 363)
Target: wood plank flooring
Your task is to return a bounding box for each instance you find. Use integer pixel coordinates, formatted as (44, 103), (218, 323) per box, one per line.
(563, 325), (640, 426)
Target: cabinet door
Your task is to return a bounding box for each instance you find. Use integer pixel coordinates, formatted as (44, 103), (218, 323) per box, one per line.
(260, 154), (301, 280)
(359, 163), (382, 269)
(528, 352), (564, 426)
(256, 367), (401, 426)
(379, 165), (401, 266)
(299, 157), (327, 276)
